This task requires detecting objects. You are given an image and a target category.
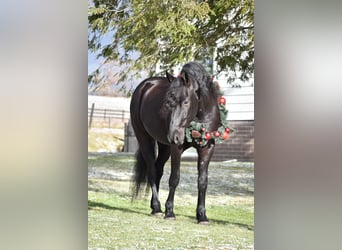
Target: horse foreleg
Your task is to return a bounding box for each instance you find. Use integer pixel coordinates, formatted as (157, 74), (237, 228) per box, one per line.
(164, 145), (182, 219)
(196, 143), (215, 224)
(155, 143), (170, 192)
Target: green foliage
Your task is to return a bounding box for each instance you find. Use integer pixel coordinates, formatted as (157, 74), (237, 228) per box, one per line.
(185, 101), (234, 146)
(88, 0), (254, 84)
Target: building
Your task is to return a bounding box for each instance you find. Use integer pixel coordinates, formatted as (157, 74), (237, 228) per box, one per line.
(212, 85), (254, 161)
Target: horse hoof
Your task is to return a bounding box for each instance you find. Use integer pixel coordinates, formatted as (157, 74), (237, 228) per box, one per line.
(151, 212), (164, 217)
(198, 220), (210, 225)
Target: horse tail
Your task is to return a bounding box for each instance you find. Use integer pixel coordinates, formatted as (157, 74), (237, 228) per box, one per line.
(132, 147), (149, 199)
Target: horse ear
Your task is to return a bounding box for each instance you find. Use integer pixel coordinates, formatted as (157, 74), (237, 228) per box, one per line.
(183, 72), (196, 90)
(166, 71), (175, 82)
(183, 72), (190, 86)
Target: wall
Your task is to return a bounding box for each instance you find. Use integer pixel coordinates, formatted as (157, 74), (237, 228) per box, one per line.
(211, 86), (254, 161)
(212, 120), (254, 162)
(221, 86), (254, 121)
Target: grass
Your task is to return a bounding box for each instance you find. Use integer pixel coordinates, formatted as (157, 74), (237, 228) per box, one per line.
(88, 154), (254, 249)
(88, 129), (124, 153)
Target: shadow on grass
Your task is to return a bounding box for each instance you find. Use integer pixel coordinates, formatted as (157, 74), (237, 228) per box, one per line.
(208, 217), (254, 231)
(88, 200), (253, 231)
(177, 213), (254, 231)
(88, 200), (150, 216)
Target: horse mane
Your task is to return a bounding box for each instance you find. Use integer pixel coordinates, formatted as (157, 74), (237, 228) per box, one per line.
(162, 61), (218, 116)
(181, 61), (218, 104)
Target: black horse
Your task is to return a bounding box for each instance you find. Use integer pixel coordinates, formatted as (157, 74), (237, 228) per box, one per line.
(130, 62), (220, 224)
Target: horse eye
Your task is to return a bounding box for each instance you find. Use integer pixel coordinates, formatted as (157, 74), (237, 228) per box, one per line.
(183, 100), (189, 105)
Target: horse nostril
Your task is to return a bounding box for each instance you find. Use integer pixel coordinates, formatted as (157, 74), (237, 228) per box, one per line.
(174, 135), (179, 144)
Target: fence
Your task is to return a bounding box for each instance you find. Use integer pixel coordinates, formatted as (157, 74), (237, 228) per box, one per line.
(88, 103), (130, 129)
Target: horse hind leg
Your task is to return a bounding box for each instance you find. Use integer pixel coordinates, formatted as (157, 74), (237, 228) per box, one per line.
(151, 142), (170, 215)
(136, 136), (167, 215)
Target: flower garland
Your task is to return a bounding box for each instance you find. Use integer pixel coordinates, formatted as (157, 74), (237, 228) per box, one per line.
(185, 96), (234, 147)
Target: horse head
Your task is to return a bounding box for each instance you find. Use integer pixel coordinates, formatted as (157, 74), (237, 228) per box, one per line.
(164, 71), (199, 145)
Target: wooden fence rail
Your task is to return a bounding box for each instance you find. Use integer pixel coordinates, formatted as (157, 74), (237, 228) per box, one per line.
(88, 103), (130, 129)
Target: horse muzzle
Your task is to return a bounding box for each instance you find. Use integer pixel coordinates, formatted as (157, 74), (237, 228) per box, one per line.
(168, 129), (185, 145)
